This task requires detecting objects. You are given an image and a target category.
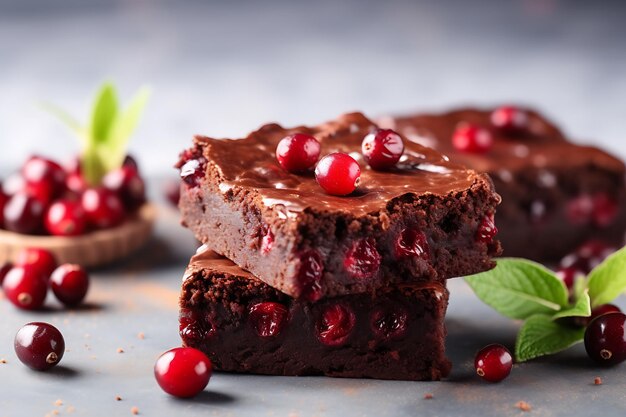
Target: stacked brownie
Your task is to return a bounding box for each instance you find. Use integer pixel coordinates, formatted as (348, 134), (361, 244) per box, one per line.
(176, 112), (502, 380)
(383, 107), (626, 262)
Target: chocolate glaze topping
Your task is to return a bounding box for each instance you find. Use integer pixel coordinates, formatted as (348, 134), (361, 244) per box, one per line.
(385, 108), (624, 175)
(194, 112), (492, 217)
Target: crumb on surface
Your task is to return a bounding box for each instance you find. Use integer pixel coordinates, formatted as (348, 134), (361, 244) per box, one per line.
(54, 399), (63, 407)
(131, 406), (139, 415)
(594, 377), (603, 385)
(116, 396), (123, 401)
(52, 410), (59, 416)
(117, 348), (125, 353)
(515, 401), (531, 412)
(137, 332), (145, 340)
(0, 358), (7, 364)
(66, 405), (76, 413)
(424, 393), (434, 400)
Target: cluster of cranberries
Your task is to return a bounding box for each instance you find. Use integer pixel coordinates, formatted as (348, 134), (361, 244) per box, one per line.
(1, 248), (89, 310)
(275, 129), (404, 196)
(452, 105), (529, 154)
(0, 155), (146, 236)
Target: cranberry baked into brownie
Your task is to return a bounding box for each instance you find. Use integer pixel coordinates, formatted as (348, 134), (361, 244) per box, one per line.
(180, 247), (451, 381)
(177, 112), (501, 300)
(385, 107), (626, 262)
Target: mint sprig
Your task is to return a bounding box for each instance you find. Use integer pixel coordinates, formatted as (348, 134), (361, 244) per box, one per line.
(466, 249), (626, 362)
(43, 83), (150, 186)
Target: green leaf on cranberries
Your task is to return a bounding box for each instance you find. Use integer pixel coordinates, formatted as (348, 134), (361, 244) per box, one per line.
(515, 314), (585, 362)
(43, 82), (150, 186)
(465, 258), (569, 320)
(587, 246), (626, 307)
(551, 290), (591, 320)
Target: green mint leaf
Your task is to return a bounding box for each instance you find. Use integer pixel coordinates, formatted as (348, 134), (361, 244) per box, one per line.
(552, 290), (591, 320)
(465, 258), (569, 320)
(515, 314), (585, 362)
(587, 246), (626, 307)
(573, 274), (588, 303)
(90, 83), (119, 144)
(104, 86), (151, 171)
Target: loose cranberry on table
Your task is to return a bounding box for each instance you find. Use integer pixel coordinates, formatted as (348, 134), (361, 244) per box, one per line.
(3, 193), (45, 234)
(14, 322), (65, 371)
(2, 266), (49, 310)
(361, 129), (404, 170)
(452, 123), (493, 153)
(81, 187), (125, 229)
(103, 166), (146, 211)
(154, 347), (212, 398)
(50, 264), (90, 307)
(314, 153), (361, 196)
(474, 344), (513, 382)
(584, 312), (626, 366)
(44, 199), (87, 236)
(490, 106), (529, 133)
(15, 248), (57, 278)
(248, 302), (289, 338)
(315, 303), (356, 347)
(276, 133), (321, 173)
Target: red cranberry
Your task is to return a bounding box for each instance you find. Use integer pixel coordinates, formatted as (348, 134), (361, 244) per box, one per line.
(3, 193), (45, 234)
(474, 344), (513, 382)
(103, 166), (146, 211)
(0, 188), (8, 226)
(2, 172), (25, 196)
(556, 266), (583, 290)
(81, 187), (125, 229)
(180, 158), (206, 187)
(566, 194), (593, 225)
(297, 250), (324, 302)
(361, 129), (404, 170)
(164, 179), (181, 207)
(452, 123), (493, 153)
(490, 106), (529, 133)
(44, 200), (87, 236)
(592, 193), (618, 227)
(2, 266), (48, 310)
(315, 153), (361, 196)
(476, 214), (498, 243)
(584, 312), (626, 366)
(65, 173), (88, 195)
(343, 238), (381, 280)
(395, 228), (429, 259)
(64, 155), (82, 175)
(0, 262), (12, 285)
(21, 156), (66, 189)
(316, 303), (356, 347)
(179, 308), (216, 342)
(370, 306), (409, 341)
(591, 304), (622, 320)
(14, 322), (65, 371)
(123, 154), (140, 170)
(155, 347), (212, 398)
(276, 133), (321, 173)
(260, 226), (274, 255)
(249, 302), (289, 338)
(15, 248), (57, 278)
(50, 264), (90, 307)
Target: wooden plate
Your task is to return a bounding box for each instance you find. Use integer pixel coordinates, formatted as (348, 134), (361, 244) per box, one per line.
(0, 204), (157, 268)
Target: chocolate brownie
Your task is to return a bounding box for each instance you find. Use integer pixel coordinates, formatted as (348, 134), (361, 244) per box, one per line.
(177, 112), (501, 300)
(384, 108), (626, 262)
(180, 247), (451, 381)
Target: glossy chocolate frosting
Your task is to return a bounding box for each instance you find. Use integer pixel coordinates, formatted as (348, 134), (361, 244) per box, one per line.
(194, 112), (493, 217)
(384, 108), (625, 176)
